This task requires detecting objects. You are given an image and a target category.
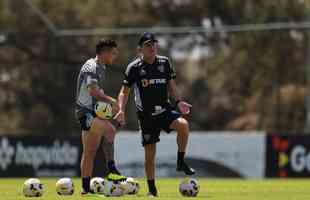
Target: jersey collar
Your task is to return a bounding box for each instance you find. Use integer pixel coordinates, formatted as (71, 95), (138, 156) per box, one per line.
(94, 56), (106, 69)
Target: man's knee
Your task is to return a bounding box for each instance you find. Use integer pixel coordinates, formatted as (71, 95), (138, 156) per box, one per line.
(176, 118), (189, 133)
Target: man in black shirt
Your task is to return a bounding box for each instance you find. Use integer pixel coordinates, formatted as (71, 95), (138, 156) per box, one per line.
(115, 32), (195, 197)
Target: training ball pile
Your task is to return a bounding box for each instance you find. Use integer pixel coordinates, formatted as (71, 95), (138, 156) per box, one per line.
(22, 177), (141, 197)
(22, 178), (44, 197)
(95, 101), (113, 119)
(55, 178), (74, 195)
(22, 177), (200, 197)
(179, 178), (200, 197)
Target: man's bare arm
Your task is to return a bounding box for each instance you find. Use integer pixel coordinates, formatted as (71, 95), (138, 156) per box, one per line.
(168, 79), (181, 102)
(87, 84), (117, 106)
(168, 79), (192, 114)
(113, 85), (131, 125)
(117, 85), (130, 112)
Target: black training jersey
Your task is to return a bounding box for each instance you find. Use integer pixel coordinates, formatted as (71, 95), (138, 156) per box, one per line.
(122, 55), (176, 115)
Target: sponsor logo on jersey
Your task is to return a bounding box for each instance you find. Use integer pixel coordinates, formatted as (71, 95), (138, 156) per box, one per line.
(158, 59), (166, 63)
(141, 78), (166, 87)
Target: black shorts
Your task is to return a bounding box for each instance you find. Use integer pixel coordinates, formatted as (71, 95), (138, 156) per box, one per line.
(137, 109), (181, 146)
(75, 107), (96, 131)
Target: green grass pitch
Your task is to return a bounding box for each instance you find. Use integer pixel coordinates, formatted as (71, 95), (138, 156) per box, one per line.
(1, 178), (310, 200)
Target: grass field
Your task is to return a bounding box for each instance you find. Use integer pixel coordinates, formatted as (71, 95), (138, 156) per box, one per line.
(1, 178), (310, 200)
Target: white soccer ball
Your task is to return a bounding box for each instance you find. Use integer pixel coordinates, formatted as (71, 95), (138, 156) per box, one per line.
(22, 178), (44, 197)
(179, 178), (200, 197)
(90, 177), (105, 194)
(56, 178), (74, 195)
(103, 181), (124, 197)
(121, 177), (140, 195)
(95, 101), (113, 119)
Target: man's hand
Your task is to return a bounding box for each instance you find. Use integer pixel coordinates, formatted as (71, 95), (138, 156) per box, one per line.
(112, 102), (120, 116)
(114, 110), (126, 126)
(177, 101), (192, 115)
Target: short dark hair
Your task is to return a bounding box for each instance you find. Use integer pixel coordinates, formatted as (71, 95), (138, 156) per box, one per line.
(96, 39), (117, 54)
(138, 32), (158, 47)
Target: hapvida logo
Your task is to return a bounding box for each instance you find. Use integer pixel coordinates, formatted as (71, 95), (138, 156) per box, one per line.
(14, 141), (79, 169)
(0, 138), (80, 171)
(0, 138), (15, 170)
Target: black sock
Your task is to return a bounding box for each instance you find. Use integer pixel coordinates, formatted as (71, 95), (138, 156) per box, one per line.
(108, 160), (116, 171)
(177, 151), (185, 164)
(147, 179), (157, 194)
(82, 177), (90, 192)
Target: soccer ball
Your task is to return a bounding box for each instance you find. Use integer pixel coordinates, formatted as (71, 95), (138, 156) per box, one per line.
(90, 177), (105, 194)
(95, 101), (113, 119)
(56, 178), (74, 195)
(179, 178), (200, 197)
(121, 177), (140, 195)
(103, 181), (124, 197)
(22, 178), (44, 197)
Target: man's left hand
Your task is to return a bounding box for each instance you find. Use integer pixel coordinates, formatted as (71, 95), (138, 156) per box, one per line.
(177, 101), (192, 115)
(114, 110), (126, 126)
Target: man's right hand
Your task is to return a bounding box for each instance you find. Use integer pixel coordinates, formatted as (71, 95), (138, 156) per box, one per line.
(114, 110), (125, 126)
(112, 102), (120, 114)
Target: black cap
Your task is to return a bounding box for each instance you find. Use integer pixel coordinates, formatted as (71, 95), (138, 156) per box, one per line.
(138, 32), (158, 47)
